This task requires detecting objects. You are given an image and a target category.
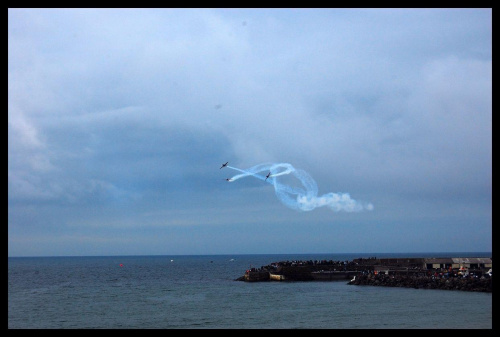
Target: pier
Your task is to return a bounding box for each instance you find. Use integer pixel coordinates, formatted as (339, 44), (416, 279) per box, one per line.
(235, 256), (492, 292)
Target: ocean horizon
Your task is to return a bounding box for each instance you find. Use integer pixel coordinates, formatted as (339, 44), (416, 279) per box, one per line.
(8, 251), (492, 258)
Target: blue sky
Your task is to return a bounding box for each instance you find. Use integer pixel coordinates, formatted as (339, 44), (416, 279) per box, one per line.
(8, 8), (492, 257)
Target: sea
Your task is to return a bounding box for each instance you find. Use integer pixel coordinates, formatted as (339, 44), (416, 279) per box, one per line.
(8, 252), (492, 329)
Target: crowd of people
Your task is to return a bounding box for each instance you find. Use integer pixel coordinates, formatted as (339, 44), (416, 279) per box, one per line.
(248, 258), (491, 279)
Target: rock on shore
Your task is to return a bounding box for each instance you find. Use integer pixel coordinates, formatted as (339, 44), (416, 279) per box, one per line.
(348, 274), (492, 293)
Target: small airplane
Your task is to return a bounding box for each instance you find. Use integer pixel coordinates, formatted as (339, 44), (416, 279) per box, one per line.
(225, 178), (232, 182)
(265, 172), (271, 181)
(220, 162), (228, 169)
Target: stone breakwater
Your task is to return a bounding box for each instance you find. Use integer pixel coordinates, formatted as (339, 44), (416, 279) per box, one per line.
(236, 257), (492, 292)
(348, 274), (492, 293)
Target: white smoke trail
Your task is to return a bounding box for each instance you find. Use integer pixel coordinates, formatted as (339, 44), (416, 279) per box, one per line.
(224, 163), (374, 213)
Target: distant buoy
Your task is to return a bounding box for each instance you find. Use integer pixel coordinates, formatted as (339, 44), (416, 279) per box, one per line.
(170, 259), (174, 262)
(119, 264), (123, 267)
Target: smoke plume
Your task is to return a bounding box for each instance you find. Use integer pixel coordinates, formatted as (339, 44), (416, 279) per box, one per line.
(224, 163), (374, 213)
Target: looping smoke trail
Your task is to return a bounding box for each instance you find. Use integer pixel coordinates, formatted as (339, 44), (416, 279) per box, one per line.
(225, 163), (374, 212)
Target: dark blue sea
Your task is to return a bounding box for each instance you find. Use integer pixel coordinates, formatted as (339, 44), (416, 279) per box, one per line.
(8, 252), (492, 329)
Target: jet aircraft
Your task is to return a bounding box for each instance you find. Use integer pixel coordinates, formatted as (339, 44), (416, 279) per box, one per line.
(220, 162), (228, 169)
(265, 172), (271, 181)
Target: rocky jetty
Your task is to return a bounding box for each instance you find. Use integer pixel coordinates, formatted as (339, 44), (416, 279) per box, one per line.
(348, 274), (492, 293)
(235, 256), (492, 292)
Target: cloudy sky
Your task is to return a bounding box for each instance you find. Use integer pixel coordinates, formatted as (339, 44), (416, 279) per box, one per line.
(8, 8), (492, 257)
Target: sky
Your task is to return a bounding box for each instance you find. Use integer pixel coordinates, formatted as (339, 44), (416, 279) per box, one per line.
(8, 8), (492, 257)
